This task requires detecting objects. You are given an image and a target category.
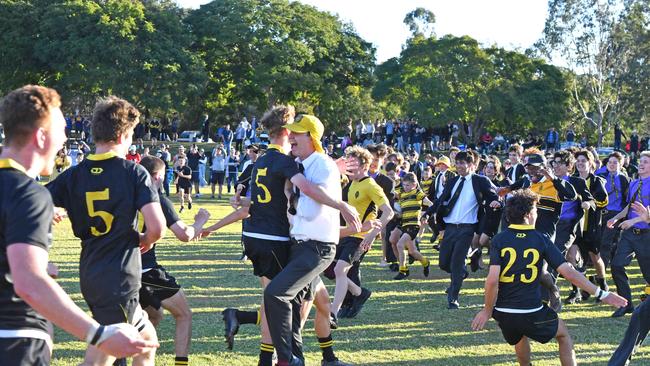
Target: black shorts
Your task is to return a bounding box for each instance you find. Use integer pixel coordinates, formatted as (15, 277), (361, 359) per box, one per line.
(575, 231), (601, 255)
(385, 217), (400, 238)
(178, 180), (191, 191)
(243, 235), (290, 279)
(139, 265), (182, 310)
(190, 171), (199, 184)
(0, 337), (50, 366)
(335, 236), (364, 264)
(554, 219), (577, 252)
(398, 225), (420, 241)
(89, 296), (146, 331)
(493, 304), (559, 345)
(210, 170), (225, 185)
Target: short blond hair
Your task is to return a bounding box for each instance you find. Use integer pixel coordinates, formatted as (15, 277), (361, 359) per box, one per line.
(345, 146), (374, 168)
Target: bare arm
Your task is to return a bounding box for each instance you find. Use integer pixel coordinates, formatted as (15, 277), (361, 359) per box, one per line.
(472, 265), (500, 331)
(291, 173), (361, 231)
(607, 206), (630, 228)
(170, 208), (210, 242)
(139, 202), (166, 253)
(557, 263), (627, 307)
(360, 203), (394, 250)
(203, 206), (250, 234)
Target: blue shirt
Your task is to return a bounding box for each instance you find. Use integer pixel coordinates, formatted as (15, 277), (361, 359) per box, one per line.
(559, 176), (579, 221)
(605, 171), (624, 212)
(627, 176), (650, 229)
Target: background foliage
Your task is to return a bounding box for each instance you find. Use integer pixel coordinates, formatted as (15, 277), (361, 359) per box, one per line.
(0, 0), (648, 143)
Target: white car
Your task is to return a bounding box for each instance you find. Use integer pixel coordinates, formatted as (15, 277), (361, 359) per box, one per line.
(177, 130), (201, 142)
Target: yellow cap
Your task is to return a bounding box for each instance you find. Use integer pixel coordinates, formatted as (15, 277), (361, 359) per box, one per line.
(283, 114), (325, 153)
(436, 156), (451, 168)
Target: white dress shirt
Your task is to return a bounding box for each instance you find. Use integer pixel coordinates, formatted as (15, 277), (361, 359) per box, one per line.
(443, 173), (479, 224)
(435, 170), (447, 198)
(290, 152), (341, 243)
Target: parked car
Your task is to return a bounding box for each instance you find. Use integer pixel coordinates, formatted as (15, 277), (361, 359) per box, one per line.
(177, 130), (201, 142)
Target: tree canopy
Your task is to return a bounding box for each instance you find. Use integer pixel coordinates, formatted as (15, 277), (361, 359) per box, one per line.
(0, 1), (646, 137)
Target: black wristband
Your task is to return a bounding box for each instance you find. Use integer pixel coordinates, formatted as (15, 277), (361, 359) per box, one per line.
(90, 325), (105, 346)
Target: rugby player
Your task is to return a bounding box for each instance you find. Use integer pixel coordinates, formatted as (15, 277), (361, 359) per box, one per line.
(472, 189), (627, 366)
(0, 85), (158, 365)
(46, 96), (166, 366)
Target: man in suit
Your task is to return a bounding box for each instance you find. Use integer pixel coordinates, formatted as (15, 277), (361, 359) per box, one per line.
(505, 144), (526, 184)
(425, 151), (500, 309)
(428, 156), (456, 244)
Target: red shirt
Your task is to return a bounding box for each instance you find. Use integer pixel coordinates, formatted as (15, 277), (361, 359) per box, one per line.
(126, 152), (141, 164)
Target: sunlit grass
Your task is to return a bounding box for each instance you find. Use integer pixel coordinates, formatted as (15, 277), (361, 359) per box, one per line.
(48, 189), (650, 365)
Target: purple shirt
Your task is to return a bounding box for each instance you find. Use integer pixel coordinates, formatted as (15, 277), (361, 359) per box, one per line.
(559, 176), (580, 221)
(605, 171), (624, 212)
(627, 176), (650, 229)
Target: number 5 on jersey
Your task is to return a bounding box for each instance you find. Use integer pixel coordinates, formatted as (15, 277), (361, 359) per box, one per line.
(255, 168), (272, 203)
(86, 188), (114, 236)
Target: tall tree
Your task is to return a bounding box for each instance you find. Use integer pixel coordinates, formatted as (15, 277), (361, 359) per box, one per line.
(537, 0), (640, 146)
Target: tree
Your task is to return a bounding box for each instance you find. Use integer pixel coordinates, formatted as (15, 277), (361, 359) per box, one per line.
(373, 34), (570, 141)
(537, 0), (644, 146)
(403, 7), (436, 38)
(0, 0), (205, 121)
(186, 0), (375, 129)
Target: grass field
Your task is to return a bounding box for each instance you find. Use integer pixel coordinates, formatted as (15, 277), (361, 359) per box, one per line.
(48, 189), (650, 366)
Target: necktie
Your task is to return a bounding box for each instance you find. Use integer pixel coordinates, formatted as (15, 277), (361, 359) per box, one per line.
(288, 163), (305, 215)
(446, 177), (466, 213)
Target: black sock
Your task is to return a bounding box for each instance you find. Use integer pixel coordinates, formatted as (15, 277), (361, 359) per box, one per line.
(236, 310), (259, 325)
(596, 277), (607, 289)
(259, 343), (274, 366)
(318, 335), (336, 362)
(174, 357), (188, 366)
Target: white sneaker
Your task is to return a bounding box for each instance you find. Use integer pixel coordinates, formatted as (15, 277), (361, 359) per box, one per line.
(379, 259), (388, 267)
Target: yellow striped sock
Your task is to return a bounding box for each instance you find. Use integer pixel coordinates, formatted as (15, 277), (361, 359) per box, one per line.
(256, 309), (261, 325)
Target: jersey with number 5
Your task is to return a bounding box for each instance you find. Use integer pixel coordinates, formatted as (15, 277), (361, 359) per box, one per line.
(46, 152), (159, 305)
(243, 147), (301, 238)
(490, 224), (566, 310)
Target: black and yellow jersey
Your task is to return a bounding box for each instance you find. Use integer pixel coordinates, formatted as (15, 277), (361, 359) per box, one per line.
(509, 176), (577, 238)
(0, 159), (52, 333)
(138, 192), (180, 270)
(344, 177), (389, 238)
(243, 145), (301, 239)
(490, 224), (566, 310)
(421, 178), (433, 197)
(398, 188), (426, 226)
(46, 152), (159, 305)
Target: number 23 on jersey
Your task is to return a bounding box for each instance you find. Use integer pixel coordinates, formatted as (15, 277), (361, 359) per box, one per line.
(499, 247), (540, 284)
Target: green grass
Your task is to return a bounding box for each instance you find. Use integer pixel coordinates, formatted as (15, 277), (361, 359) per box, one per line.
(49, 189), (649, 365)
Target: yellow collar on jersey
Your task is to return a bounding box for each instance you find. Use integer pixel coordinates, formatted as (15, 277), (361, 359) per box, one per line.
(0, 158), (27, 173)
(87, 151), (118, 161)
(267, 144), (286, 154)
(509, 224), (535, 230)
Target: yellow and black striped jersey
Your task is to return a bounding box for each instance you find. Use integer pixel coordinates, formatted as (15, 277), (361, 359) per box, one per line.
(398, 188), (426, 226)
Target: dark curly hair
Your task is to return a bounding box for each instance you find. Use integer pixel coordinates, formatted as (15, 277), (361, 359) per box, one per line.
(505, 189), (540, 224)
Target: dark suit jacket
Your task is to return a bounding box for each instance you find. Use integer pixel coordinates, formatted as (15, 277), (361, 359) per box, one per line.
(426, 174), (498, 222)
(505, 163), (527, 184)
(430, 170), (456, 202)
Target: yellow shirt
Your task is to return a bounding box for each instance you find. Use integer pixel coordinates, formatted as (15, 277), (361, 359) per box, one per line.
(346, 177), (389, 238)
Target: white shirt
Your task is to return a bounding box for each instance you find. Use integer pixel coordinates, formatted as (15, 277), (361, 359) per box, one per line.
(443, 174), (478, 224)
(434, 170), (447, 198)
(290, 152), (341, 243)
(510, 163), (520, 183)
